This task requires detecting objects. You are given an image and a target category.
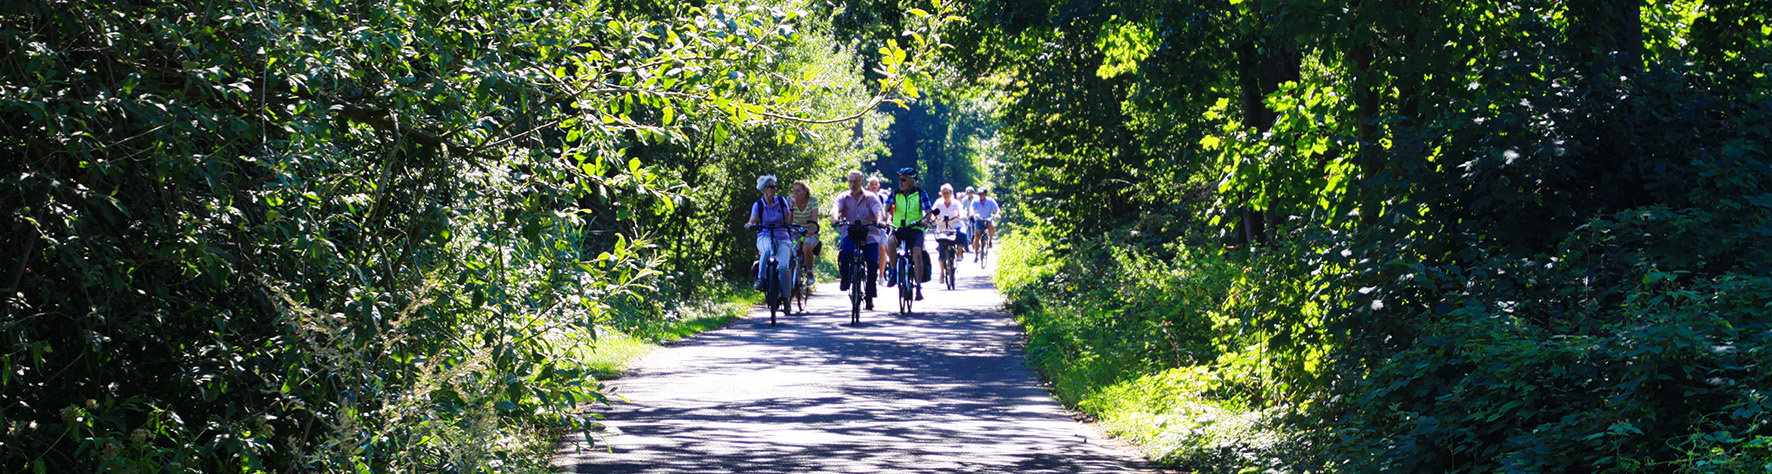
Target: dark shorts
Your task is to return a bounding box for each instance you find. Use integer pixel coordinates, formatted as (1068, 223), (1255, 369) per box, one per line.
(893, 226), (925, 249)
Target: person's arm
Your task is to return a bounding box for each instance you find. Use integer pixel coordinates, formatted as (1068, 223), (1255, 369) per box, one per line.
(744, 201), (760, 229)
(870, 194), (886, 225)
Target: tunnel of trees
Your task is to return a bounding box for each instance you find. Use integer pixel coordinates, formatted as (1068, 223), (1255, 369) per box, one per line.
(4, 0), (1770, 472)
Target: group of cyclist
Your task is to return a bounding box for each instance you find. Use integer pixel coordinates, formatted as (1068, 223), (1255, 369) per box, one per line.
(746, 166), (1001, 312)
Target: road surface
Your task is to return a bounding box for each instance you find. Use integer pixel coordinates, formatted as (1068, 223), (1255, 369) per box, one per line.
(555, 252), (1163, 473)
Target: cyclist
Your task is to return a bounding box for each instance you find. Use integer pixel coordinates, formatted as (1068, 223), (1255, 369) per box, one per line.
(788, 180), (822, 290)
(744, 174), (793, 295)
(957, 186), (976, 250)
(832, 170), (884, 310)
(970, 187), (1002, 256)
(866, 175), (891, 285)
(930, 183), (968, 282)
(884, 167), (932, 301)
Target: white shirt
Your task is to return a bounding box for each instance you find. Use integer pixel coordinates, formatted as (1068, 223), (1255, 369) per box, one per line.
(930, 197), (967, 232)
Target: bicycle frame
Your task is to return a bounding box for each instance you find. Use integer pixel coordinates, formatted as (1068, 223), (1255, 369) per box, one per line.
(753, 223), (802, 326)
(837, 221), (880, 326)
(932, 215), (961, 290)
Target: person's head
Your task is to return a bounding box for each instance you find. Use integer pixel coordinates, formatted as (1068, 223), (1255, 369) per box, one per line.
(865, 176), (882, 192)
(940, 183), (953, 198)
(847, 170), (865, 192)
(896, 167), (917, 190)
(965, 186), (976, 194)
(977, 187), (989, 198)
(757, 174), (779, 195)
(791, 180), (811, 199)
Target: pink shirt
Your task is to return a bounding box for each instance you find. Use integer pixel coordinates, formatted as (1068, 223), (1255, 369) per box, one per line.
(832, 191), (884, 245)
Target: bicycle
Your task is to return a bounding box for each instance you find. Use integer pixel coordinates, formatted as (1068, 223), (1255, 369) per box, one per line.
(751, 223), (802, 326)
(888, 221), (928, 315)
(837, 220), (881, 326)
(932, 215), (962, 291)
(972, 217), (994, 268)
(787, 225), (813, 315)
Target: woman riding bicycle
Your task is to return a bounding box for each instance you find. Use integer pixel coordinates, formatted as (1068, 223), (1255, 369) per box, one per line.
(930, 183), (968, 283)
(744, 174), (793, 295)
(788, 180), (821, 291)
(832, 170), (884, 310)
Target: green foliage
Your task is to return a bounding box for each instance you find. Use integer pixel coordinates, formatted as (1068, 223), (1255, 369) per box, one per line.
(995, 228), (1297, 472)
(0, 0), (954, 471)
(961, 0), (1772, 471)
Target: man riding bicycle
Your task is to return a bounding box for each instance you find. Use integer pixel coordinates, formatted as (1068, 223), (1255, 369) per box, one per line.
(969, 187), (1001, 256)
(744, 174), (793, 296)
(884, 167), (932, 301)
(832, 170), (884, 310)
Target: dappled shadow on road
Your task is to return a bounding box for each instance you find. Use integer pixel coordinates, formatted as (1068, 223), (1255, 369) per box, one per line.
(556, 256), (1162, 474)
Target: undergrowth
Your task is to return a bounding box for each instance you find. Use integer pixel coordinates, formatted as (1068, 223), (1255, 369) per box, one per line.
(994, 229), (1294, 472)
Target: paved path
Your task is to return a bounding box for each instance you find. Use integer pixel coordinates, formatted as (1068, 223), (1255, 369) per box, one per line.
(555, 252), (1162, 474)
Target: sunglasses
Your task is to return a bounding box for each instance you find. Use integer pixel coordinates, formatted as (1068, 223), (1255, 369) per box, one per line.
(764, 184), (778, 189)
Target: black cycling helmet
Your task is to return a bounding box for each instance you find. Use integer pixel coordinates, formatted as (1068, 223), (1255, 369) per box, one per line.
(896, 167), (917, 178)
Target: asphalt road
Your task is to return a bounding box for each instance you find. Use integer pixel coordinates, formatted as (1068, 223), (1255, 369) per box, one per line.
(554, 251), (1163, 474)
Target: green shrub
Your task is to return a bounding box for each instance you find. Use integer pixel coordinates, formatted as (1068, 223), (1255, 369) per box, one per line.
(996, 227), (1296, 472)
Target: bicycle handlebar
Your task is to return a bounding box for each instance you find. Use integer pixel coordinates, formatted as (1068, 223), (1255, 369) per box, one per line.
(747, 223), (807, 232)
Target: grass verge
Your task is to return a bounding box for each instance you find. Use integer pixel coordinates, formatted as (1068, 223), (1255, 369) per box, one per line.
(993, 229), (1290, 472)
(575, 289), (757, 379)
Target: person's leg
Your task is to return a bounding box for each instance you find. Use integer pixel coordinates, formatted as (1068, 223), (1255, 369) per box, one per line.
(754, 234), (772, 289)
(914, 232), (927, 279)
(838, 237), (856, 291)
(863, 242), (880, 300)
(971, 220), (984, 253)
(935, 240), (946, 280)
(884, 234), (900, 286)
(800, 234), (817, 279)
(773, 238), (794, 295)
(909, 231), (926, 299)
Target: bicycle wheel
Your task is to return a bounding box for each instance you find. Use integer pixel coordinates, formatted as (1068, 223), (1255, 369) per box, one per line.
(849, 254), (863, 325)
(979, 235), (990, 269)
(898, 255), (913, 315)
(796, 270), (808, 313)
(941, 243), (956, 290)
(765, 265), (779, 326)
(783, 257), (799, 317)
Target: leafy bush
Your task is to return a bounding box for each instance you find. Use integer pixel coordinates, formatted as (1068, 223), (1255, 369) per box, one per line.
(996, 228), (1298, 472)
(1299, 203), (1772, 472)
(0, 0), (950, 471)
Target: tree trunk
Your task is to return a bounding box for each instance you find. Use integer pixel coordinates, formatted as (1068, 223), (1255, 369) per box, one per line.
(1349, 43), (1383, 227)
(1235, 21), (1300, 246)
(1570, 0), (1644, 71)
